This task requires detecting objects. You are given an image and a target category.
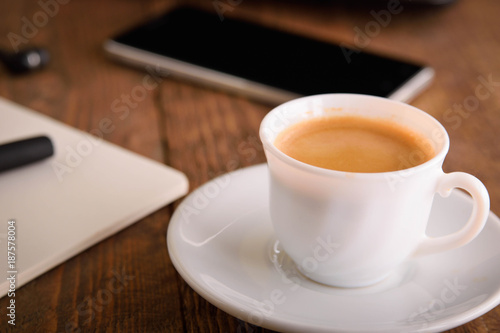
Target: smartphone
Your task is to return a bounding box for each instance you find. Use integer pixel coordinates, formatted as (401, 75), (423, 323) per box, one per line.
(103, 6), (434, 105)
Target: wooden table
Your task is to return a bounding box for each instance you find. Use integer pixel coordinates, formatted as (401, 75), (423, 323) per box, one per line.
(1, 0), (499, 331)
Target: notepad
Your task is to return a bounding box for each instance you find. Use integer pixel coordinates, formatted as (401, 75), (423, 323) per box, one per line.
(0, 97), (188, 297)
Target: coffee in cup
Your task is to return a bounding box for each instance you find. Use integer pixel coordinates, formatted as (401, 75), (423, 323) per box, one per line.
(274, 115), (435, 173)
(260, 94), (490, 288)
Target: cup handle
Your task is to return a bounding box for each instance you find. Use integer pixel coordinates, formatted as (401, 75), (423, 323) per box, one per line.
(414, 172), (490, 256)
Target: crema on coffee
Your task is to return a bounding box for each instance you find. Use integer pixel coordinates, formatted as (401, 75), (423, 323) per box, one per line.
(274, 115), (435, 173)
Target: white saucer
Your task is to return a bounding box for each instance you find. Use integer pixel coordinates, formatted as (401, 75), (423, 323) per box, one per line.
(167, 164), (500, 333)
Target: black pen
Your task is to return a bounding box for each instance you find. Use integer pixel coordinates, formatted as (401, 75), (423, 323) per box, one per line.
(0, 136), (54, 173)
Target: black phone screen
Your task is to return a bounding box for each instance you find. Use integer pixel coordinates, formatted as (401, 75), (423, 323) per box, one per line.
(112, 7), (425, 98)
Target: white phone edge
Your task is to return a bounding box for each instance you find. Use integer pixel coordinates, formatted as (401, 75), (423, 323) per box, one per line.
(103, 39), (434, 105)
(387, 66), (435, 103)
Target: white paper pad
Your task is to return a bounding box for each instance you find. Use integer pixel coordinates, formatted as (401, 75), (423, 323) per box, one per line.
(0, 97), (188, 296)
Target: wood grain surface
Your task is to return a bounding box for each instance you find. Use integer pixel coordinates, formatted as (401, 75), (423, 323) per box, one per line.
(0, 0), (499, 332)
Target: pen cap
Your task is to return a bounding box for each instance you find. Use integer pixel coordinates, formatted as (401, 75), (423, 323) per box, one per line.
(0, 136), (54, 172)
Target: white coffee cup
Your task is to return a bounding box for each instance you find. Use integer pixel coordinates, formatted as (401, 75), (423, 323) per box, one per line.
(259, 94), (490, 288)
